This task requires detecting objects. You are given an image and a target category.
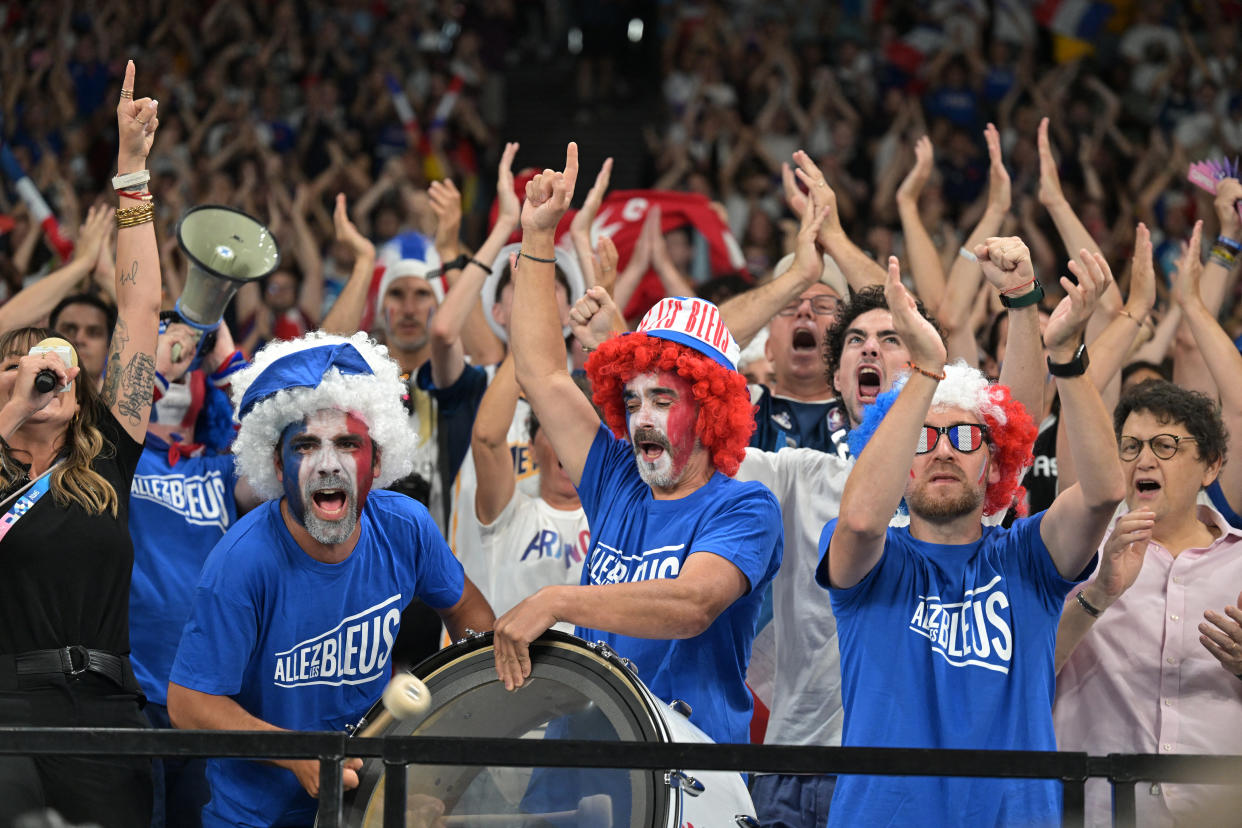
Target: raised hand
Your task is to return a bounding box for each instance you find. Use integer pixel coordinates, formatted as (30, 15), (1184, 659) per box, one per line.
(1171, 220), (1206, 311)
(569, 285), (620, 350)
(984, 122), (1011, 215)
(792, 149), (844, 242)
(789, 195), (830, 286)
(1083, 509), (1154, 610)
(974, 236), (1036, 295)
(896, 135), (934, 206)
(594, 235), (619, 293)
(428, 178), (463, 257)
(1199, 590), (1242, 677)
(1126, 222), (1156, 320)
(520, 143), (578, 234)
(1049, 248), (1111, 355)
(571, 157), (614, 238)
(116, 60), (158, 172)
(884, 256), (945, 370)
(496, 141), (521, 230)
(1036, 117), (1064, 208)
(1213, 178), (1242, 241)
(73, 203), (116, 266)
(333, 193), (375, 261)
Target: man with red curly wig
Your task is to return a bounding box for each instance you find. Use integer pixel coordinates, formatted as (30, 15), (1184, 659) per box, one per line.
(818, 250), (1126, 827)
(493, 143), (782, 748)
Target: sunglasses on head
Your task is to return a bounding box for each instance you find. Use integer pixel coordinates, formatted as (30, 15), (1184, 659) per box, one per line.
(917, 423), (990, 454)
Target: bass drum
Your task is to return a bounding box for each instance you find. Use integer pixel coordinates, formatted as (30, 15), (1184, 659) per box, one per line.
(342, 630), (756, 827)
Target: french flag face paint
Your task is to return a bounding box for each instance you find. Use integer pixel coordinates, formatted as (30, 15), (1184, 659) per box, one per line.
(624, 371), (699, 489)
(278, 409), (377, 545)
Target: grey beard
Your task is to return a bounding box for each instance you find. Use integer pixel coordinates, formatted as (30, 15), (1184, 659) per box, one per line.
(635, 460), (676, 489)
(303, 506), (357, 545)
(302, 473), (358, 544)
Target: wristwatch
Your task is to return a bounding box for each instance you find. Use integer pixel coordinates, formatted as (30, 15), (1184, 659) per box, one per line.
(1047, 343), (1089, 377)
(438, 254), (470, 274)
(998, 281), (1044, 309)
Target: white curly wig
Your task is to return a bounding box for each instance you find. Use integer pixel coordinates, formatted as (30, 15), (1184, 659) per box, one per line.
(929, 360), (1010, 426)
(230, 331), (416, 501)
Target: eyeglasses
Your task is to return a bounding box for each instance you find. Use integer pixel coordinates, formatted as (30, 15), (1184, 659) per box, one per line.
(917, 423), (990, 454)
(1118, 434), (1198, 460)
(776, 296), (841, 317)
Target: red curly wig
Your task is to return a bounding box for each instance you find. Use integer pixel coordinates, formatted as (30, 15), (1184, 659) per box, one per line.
(585, 333), (755, 477)
(976, 383), (1038, 516)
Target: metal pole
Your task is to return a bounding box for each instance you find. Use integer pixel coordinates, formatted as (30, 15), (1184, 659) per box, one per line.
(383, 759), (408, 828)
(319, 755), (344, 828)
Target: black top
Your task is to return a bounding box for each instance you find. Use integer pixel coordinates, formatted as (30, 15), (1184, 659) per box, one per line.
(0, 403), (142, 655)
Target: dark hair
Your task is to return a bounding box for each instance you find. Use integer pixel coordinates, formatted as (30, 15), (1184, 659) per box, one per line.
(49, 294), (117, 340)
(822, 284), (943, 391)
(1120, 359), (1172, 387)
(1113, 379), (1227, 467)
(494, 262), (572, 306)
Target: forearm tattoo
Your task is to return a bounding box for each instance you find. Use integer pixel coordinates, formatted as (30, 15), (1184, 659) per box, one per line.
(116, 352), (156, 425)
(100, 319), (129, 408)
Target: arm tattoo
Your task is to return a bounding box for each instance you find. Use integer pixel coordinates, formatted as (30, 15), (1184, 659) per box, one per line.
(100, 319), (129, 408)
(116, 352), (156, 425)
(121, 259), (138, 286)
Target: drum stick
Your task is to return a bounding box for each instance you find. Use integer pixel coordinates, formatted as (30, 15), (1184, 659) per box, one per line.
(356, 673), (431, 737)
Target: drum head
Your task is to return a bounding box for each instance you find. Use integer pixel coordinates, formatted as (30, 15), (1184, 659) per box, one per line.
(343, 631), (671, 827)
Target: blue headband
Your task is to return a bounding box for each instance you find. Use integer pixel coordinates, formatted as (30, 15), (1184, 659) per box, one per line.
(238, 343), (375, 419)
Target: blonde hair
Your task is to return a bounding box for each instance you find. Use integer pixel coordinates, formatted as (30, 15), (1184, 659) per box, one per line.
(0, 327), (119, 517)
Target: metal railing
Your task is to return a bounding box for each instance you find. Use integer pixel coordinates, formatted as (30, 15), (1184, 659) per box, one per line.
(2, 728), (1240, 827)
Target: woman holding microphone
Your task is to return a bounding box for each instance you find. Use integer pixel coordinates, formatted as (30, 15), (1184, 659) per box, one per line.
(0, 60), (163, 826)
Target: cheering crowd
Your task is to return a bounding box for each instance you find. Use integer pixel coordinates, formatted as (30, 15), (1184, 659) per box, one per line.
(2, 2), (1242, 828)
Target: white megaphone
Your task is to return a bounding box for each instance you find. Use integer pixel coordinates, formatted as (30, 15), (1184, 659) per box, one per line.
(176, 205), (280, 330)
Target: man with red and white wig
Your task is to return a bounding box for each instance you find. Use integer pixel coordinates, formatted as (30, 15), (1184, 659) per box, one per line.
(819, 252), (1125, 827)
(494, 143), (783, 748)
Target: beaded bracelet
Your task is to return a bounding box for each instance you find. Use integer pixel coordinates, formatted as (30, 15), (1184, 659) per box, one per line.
(906, 361), (946, 381)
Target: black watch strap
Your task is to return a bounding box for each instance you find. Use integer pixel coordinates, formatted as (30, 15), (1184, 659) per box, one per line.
(439, 254), (470, 274)
(999, 281), (1044, 309)
(1047, 343), (1089, 377)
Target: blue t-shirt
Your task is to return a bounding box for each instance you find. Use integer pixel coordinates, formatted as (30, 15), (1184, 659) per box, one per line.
(575, 425), (783, 745)
(169, 490), (465, 827)
(816, 513), (1085, 828)
(129, 439), (239, 705)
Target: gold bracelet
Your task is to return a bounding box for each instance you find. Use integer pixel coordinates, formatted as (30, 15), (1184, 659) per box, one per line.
(115, 203), (155, 228)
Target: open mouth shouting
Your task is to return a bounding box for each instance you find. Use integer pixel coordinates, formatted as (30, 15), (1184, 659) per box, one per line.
(310, 486), (350, 520)
(791, 327), (819, 355)
(1132, 476), (1162, 501)
(857, 364), (882, 403)
(633, 427), (672, 464)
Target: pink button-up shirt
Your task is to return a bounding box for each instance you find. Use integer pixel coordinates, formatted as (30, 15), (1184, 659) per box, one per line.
(1053, 506), (1242, 827)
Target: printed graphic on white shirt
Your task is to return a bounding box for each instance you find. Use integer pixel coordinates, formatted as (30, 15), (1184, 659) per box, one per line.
(908, 575), (1013, 674)
(131, 469), (232, 530)
(588, 541), (683, 585)
(272, 594), (402, 688)
(521, 526), (589, 569)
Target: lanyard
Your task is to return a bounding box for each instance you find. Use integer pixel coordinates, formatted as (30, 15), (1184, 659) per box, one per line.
(0, 463), (61, 543)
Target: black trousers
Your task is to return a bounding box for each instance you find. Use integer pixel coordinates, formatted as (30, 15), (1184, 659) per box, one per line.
(0, 671), (153, 828)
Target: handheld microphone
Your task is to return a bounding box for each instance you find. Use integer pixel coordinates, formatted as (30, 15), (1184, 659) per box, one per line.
(28, 337), (77, 394)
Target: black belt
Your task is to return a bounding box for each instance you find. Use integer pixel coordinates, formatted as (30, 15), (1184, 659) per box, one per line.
(13, 646), (128, 688)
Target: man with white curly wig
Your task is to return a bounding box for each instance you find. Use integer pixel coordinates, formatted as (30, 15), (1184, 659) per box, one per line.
(166, 331), (494, 827)
(818, 251), (1125, 828)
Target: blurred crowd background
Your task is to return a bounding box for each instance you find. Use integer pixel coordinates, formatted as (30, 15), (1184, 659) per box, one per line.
(3, 0), (1241, 342)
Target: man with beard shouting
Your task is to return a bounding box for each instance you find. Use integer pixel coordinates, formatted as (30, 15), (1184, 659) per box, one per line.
(817, 250), (1124, 827)
(493, 142), (783, 748)
(166, 331), (493, 828)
